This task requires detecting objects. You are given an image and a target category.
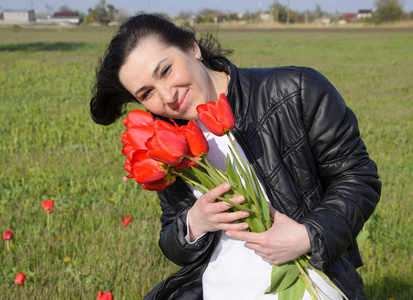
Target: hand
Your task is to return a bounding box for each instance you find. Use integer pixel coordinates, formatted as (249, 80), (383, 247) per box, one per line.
(225, 206), (311, 265)
(187, 183), (250, 242)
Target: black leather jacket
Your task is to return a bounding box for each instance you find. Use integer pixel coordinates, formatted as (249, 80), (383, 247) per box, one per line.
(144, 61), (381, 300)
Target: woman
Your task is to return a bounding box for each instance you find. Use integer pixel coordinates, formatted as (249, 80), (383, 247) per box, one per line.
(90, 14), (381, 299)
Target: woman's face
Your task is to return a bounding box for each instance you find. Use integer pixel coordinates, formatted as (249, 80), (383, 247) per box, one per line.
(119, 36), (214, 120)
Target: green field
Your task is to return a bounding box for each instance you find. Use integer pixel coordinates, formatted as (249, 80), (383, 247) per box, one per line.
(0, 24), (412, 299)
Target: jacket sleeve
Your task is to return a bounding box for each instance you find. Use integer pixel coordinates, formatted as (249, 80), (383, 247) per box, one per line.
(157, 179), (215, 266)
(298, 68), (381, 270)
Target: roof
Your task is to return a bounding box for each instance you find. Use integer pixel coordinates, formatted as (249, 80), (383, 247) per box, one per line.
(343, 13), (357, 19)
(52, 12), (80, 18)
(4, 9), (34, 13)
(358, 9), (372, 14)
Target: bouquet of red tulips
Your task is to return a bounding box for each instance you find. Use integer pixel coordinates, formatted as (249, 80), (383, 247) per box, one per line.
(121, 94), (347, 300)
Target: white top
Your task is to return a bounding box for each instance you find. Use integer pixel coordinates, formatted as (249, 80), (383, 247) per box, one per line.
(185, 121), (342, 300)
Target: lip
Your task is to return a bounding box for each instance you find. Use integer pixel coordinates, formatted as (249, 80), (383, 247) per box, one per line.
(174, 89), (189, 112)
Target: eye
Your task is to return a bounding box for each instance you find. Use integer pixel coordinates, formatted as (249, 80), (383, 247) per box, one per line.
(161, 65), (171, 77)
(140, 89), (153, 101)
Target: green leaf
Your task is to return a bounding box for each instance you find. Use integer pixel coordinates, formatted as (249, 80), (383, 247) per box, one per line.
(276, 264), (300, 292)
(249, 163), (272, 230)
(191, 167), (216, 190)
(278, 276), (306, 300)
(265, 263), (290, 294)
(227, 154), (247, 198)
(246, 214), (266, 233)
(229, 148), (249, 186)
(265, 262), (299, 294)
(226, 155), (239, 189)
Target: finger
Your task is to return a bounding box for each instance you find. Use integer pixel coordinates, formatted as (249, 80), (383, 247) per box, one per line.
(219, 221), (249, 232)
(225, 229), (260, 243)
(204, 182), (231, 203)
(213, 209), (250, 224)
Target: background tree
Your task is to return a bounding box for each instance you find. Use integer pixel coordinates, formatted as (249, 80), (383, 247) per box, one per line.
(87, 0), (117, 26)
(314, 4), (323, 19)
(374, 0), (405, 23)
(271, 1), (287, 23)
(58, 5), (73, 12)
(45, 3), (54, 16)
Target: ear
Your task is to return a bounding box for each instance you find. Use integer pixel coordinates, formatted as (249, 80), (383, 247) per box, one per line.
(192, 42), (202, 59)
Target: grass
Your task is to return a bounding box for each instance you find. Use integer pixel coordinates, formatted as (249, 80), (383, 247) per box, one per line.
(0, 25), (412, 299)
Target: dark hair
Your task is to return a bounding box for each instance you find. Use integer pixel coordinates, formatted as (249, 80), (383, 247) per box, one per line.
(90, 13), (233, 125)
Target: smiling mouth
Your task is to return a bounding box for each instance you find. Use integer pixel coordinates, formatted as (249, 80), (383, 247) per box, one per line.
(174, 90), (189, 112)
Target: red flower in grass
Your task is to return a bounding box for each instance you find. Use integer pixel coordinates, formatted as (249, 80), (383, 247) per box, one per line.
(14, 273), (26, 285)
(42, 200), (54, 213)
(3, 230), (13, 241)
(122, 216), (131, 226)
(196, 93), (235, 136)
(97, 291), (113, 300)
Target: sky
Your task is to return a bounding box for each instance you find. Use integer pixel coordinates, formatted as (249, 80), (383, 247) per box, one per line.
(1, 0), (412, 16)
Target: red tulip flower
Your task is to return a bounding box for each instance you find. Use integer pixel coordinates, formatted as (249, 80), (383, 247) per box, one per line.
(3, 230), (13, 251)
(122, 126), (154, 153)
(196, 93), (235, 136)
(123, 109), (154, 128)
(122, 216), (131, 226)
(42, 200), (54, 213)
(126, 151), (176, 191)
(14, 272), (26, 285)
(97, 291), (113, 300)
(141, 173), (176, 191)
(42, 199), (54, 232)
(3, 230), (13, 241)
(146, 120), (188, 165)
(129, 151), (169, 182)
(176, 120), (209, 169)
(180, 120), (209, 158)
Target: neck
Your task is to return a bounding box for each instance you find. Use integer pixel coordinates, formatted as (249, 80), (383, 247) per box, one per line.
(207, 70), (230, 101)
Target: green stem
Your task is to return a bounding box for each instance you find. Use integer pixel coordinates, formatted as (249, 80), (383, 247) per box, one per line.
(185, 155), (226, 182)
(204, 158), (227, 181)
(227, 133), (262, 220)
(6, 240), (10, 251)
(47, 212), (50, 232)
(302, 255), (349, 300)
(294, 259), (321, 300)
(172, 170), (256, 214)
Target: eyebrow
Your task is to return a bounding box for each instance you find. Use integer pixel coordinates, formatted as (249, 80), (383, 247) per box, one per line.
(134, 58), (168, 98)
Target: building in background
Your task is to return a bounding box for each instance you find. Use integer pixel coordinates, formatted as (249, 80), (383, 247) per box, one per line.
(357, 9), (373, 19)
(3, 10), (35, 23)
(36, 12), (82, 26)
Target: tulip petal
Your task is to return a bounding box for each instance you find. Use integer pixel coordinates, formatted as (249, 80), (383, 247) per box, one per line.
(147, 150), (182, 165)
(142, 174), (176, 191)
(216, 95), (235, 131)
(124, 110), (154, 127)
(126, 127), (154, 150)
(198, 111), (225, 136)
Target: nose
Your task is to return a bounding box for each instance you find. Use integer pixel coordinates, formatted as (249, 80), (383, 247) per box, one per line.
(159, 85), (178, 105)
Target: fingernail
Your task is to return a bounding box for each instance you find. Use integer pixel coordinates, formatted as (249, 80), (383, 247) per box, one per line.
(242, 211), (249, 217)
(224, 183), (231, 190)
(243, 223), (249, 229)
(237, 196), (245, 203)
(225, 231), (231, 237)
